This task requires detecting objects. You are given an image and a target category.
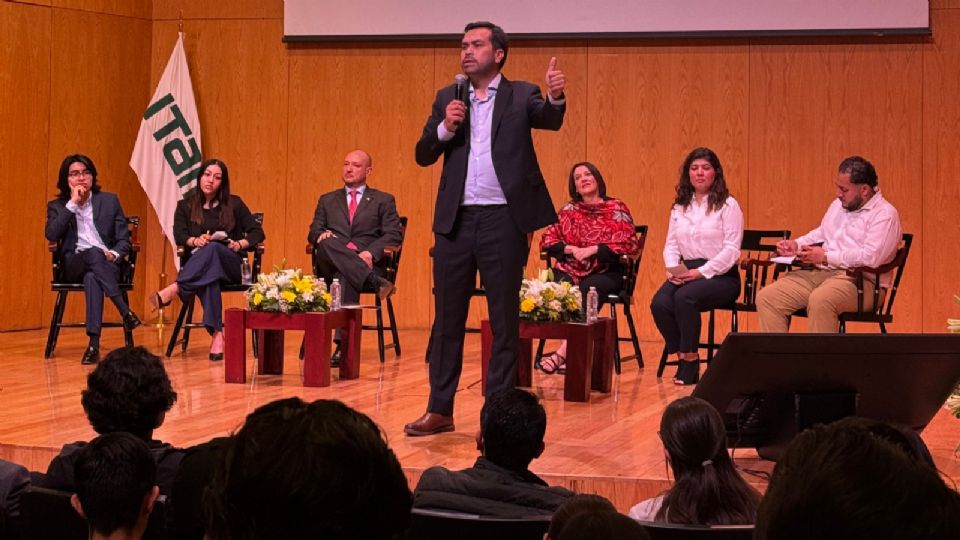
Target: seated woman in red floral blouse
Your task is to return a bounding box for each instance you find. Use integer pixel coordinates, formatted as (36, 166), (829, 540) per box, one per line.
(538, 162), (640, 373)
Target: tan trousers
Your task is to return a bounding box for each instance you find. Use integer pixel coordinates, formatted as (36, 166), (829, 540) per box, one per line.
(756, 269), (876, 333)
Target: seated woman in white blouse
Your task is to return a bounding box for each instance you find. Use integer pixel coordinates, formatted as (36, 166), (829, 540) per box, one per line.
(649, 147), (744, 385)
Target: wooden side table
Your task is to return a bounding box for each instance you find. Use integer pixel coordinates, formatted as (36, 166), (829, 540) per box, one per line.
(224, 307), (362, 387)
(480, 318), (615, 402)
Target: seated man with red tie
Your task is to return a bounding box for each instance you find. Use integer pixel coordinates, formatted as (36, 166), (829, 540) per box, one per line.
(308, 150), (402, 359)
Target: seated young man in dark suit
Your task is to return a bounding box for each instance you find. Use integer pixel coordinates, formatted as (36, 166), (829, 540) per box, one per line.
(412, 388), (574, 516)
(71, 432), (160, 540)
(45, 154), (142, 364)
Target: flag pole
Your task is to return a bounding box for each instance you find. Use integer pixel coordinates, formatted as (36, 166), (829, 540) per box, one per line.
(149, 232), (172, 329)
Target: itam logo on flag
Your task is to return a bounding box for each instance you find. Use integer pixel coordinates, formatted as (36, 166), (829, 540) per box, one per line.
(130, 32), (201, 262)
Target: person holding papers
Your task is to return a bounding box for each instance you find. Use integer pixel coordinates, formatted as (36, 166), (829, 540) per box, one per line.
(755, 156), (901, 333)
(650, 148), (744, 386)
(151, 158), (264, 360)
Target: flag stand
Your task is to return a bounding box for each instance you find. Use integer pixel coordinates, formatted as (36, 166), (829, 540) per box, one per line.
(149, 234), (172, 328)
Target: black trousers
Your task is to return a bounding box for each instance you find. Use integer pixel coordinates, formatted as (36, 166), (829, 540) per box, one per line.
(650, 259), (740, 354)
(313, 237), (381, 305)
(428, 205), (528, 416)
(176, 243), (242, 332)
(552, 266), (623, 310)
(62, 248), (128, 336)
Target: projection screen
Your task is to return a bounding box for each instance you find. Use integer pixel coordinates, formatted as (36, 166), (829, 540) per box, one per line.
(284, 0), (930, 41)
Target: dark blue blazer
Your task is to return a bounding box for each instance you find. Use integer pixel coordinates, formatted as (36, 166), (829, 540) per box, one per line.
(44, 191), (131, 259)
(415, 76), (564, 235)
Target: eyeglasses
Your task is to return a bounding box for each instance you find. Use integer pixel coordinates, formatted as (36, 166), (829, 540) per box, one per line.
(68, 170), (93, 178)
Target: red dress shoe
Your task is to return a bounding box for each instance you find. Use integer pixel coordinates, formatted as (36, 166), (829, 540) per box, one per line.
(404, 412), (454, 436)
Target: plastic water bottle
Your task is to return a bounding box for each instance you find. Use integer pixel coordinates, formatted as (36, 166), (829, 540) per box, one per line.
(241, 257), (252, 285)
(330, 278), (342, 310)
(586, 286), (599, 323)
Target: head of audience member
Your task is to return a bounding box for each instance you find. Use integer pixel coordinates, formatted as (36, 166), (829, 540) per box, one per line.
(656, 397), (760, 525)
(342, 150), (373, 189)
(203, 397), (411, 540)
(81, 346), (177, 441)
(567, 162), (608, 203)
(754, 417), (960, 539)
(841, 416), (936, 468)
(674, 147), (730, 213)
(71, 432), (160, 540)
(557, 510), (650, 540)
(478, 388), (547, 473)
(547, 494), (617, 540)
(57, 153), (101, 200)
(462, 21), (509, 77)
(836, 155), (878, 211)
(187, 158), (235, 231)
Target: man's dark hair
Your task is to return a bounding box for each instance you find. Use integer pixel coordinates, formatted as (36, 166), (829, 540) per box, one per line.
(548, 494), (617, 539)
(74, 432), (157, 536)
(838, 155), (878, 188)
(81, 346), (177, 439)
(464, 21), (509, 69)
(56, 154), (102, 200)
(203, 397), (412, 540)
(557, 510), (651, 540)
(480, 388), (546, 471)
(754, 417), (960, 539)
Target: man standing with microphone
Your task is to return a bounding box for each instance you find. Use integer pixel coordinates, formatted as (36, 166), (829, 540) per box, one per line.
(406, 21), (566, 436)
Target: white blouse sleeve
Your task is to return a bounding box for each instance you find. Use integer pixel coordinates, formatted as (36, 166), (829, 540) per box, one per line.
(662, 206), (682, 269)
(699, 198), (744, 278)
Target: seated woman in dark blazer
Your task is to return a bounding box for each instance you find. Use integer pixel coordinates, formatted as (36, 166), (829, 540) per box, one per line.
(538, 162), (640, 373)
(152, 158), (264, 360)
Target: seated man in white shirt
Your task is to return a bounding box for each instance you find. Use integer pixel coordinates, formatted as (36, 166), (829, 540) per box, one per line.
(756, 156), (902, 333)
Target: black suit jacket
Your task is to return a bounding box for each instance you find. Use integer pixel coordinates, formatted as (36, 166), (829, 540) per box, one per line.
(172, 195), (265, 247)
(307, 186), (402, 263)
(415, 76), (564, 235)
(44, 191), (130, 259)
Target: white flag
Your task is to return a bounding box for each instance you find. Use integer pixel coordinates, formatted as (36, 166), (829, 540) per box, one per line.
(130, 32), (202, 265)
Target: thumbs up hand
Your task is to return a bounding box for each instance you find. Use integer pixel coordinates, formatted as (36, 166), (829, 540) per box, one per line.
(545, 57), (565, 100)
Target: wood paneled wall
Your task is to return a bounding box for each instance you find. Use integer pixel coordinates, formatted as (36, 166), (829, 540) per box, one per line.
(4, 0), (960, 340)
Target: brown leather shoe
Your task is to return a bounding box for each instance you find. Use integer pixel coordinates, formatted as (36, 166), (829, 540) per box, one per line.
(404, 412), (454, 436)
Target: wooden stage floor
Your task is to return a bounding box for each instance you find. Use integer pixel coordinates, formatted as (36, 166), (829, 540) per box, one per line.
(2, 326), (958, 511)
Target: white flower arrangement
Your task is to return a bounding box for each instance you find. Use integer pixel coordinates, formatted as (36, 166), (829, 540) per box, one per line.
(245, 265), (331, 314)
(519, 269), (583, 323)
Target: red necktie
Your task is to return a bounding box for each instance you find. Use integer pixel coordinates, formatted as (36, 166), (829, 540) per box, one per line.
(346, 190), (358, 250)
(348, 189), (358, 223)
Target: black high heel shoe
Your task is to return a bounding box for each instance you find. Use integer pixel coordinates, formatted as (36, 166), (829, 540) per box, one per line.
(149, 292), (172, 312)
(674, 359), (700, 386)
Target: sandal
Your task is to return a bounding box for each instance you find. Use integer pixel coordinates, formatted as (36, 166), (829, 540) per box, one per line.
(535, 352), (566, 375)
(149, 292), (172, 312)
(674, 359), (700, 386)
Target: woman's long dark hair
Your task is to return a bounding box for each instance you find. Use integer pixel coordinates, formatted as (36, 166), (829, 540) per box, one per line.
(656, 397), (761, 525)
(674, 147), (730, 213)
(56, 154), (102, 200)
(188, 158), (234, 232)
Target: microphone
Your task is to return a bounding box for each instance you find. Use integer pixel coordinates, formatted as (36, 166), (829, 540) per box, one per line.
(454, 74), (467, 103)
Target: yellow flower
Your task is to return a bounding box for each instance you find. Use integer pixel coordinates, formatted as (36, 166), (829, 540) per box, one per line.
(252, 292), (264, 306)
(294, 277), (313, 294)
(520, 298), (536, 313)
(323, 292), (332, 305)
(281, 290), (296, 302)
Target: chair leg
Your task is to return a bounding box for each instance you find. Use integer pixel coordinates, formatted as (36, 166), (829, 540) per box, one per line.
(44, 291), (68, 358)
(657, 345), (669, 378)
(122, 291), (134, 348)
(375, 297), (386, 364)
(706, 310), (716, 363)
(610, 303), (622, 375)
(731, 308), (739, 333)
(622, 303), (643, 369)
(879, 321), (887, 334)
(252, 330), (260, 359)
(51, 290), (69, 351)
(839, 318), (846, 334)
(386, 298), (401, 356)
(534, 338), (546, 368)
(182, 298), (195, 352)
(165, 300), (189, 357)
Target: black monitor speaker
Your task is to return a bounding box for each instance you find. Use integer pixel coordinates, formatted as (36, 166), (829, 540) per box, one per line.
(692, 333), (960, 460)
